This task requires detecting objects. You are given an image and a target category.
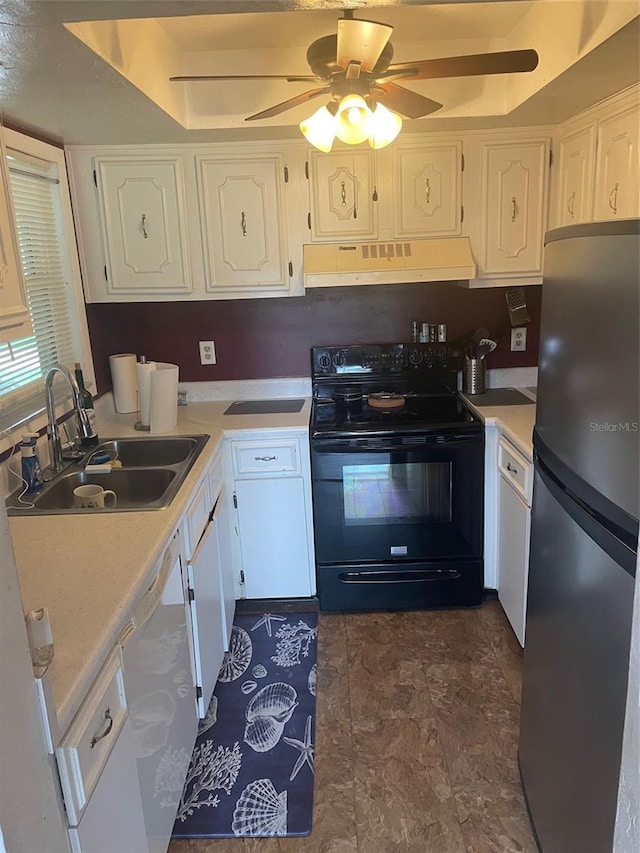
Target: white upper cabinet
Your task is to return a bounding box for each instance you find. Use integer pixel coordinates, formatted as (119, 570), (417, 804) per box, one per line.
(197, 153), (292, 294)
(478, 138), (549, 281)
(0, 135), (31, 343)
(550, 85), (639, 229)
(307, 148), (377, 241)
(594, 104), (640, 221)
(392, 141), (462, 237)
(554, 125), (596, 228)
(94, 156), (192, 296)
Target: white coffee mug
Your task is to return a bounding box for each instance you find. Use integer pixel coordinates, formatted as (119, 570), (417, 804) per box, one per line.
(73, 484), (117, 509)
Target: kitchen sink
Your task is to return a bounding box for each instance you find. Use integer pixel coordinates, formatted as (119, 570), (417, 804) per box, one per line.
(6, 434), (209, 515)
(90, 436), (203, 468)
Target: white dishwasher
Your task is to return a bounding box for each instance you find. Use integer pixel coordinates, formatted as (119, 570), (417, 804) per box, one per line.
(120, 531), (198, 853)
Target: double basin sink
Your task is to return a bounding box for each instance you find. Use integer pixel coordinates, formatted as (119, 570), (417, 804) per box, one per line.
(6, 435), (209, 515)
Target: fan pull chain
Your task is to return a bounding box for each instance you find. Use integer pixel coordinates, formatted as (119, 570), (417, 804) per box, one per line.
(372, 146), (379, 202)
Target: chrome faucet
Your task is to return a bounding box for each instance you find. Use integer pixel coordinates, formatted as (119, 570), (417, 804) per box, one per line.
(45, 365), (84, 473)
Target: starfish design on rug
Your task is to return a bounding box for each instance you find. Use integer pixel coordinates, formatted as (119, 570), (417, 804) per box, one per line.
(250, 613), (287, 637)
(283, 715), (314, 781)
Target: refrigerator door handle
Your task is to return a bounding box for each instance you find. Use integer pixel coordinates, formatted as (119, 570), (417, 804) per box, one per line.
(536, 453), (637, 578)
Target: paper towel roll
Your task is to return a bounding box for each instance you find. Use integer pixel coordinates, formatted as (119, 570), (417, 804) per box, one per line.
(150, 362), (179, 433)
(136, 360), (157, 427)
(109, 353), (138, 413)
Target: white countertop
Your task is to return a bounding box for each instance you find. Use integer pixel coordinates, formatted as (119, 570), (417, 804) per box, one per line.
(462, 392), (537, 460)
(10, 396), (312, 737)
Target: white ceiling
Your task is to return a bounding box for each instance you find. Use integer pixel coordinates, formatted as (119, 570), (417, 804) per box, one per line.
(0, 0), (639, 146)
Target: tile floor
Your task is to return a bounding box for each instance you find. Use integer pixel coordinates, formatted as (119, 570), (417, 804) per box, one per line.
(168, 598), (537, 852)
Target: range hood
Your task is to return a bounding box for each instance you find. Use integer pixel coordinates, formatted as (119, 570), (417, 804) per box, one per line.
(303, 238), (476, 288)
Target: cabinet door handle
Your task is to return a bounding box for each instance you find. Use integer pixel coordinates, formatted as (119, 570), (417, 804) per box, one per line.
(424, 178), (431, 204)
(255, 455), (277, 462)
(241, 211), (247, 236)
(567, 191), (575, 218)
(341, 181), (347, 207)
(506, 462), (518, 475)
(511, 196), (519, 222)
(90, 708), (113, 749)
(608, 183), (619, 215)
(140, 214), (148, 239)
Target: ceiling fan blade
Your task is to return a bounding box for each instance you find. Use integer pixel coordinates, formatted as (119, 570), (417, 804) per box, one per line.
(382, 49), (539, 81)
(374, 82), (443, 119)
(170, 74), (321, 83)
(245, 86), (331, 121)
(337, 18), (393, 73)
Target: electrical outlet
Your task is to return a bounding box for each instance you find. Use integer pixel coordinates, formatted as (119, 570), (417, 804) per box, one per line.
(199, 340), (216, 365)
(511, 327), (527, 352)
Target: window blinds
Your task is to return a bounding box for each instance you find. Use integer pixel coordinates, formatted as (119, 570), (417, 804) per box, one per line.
(0, 151), (82, 431)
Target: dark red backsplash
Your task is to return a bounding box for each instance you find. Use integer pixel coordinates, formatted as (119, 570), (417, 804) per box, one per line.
(86, 282), (541, 394)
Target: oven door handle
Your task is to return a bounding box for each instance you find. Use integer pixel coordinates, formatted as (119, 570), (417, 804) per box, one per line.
(311, 434), (480, 452)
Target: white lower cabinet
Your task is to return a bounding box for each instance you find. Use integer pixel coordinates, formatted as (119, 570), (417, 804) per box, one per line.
(182, 450), (234, 717)
(56, 648), (148, 853)
(496, 437), (533, 646)
(228, 431), (315, 599)
(68, 717), (148, 853)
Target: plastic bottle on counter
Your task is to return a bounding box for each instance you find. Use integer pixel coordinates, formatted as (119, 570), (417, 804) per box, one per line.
(20, 433), (44, 493)
(74, 362), (99, 448)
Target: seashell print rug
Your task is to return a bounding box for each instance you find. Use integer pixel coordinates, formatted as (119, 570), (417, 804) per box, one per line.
(172, 611), (318, 838)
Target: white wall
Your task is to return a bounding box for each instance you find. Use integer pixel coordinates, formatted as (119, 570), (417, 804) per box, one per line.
(0, 504), (69, 852)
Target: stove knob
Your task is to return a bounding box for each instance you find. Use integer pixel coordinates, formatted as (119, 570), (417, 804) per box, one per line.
(408, 349), (423, 365)
(332, 352), (345, 367)
(318, 354), (331, 369)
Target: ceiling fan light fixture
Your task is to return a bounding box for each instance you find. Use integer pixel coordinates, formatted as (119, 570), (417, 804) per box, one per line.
(299, 105), (337, 152)
(334, 93), (372, 145)
(368, 102), (402, 149)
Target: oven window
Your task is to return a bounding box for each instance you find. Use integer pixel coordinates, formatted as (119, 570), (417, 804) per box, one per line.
(343, 461), (452, 525)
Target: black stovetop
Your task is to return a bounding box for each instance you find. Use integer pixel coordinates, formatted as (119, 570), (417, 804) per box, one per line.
(310, 343), (482, 437)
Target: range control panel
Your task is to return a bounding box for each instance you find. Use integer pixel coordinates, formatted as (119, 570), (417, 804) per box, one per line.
(311, 343), (461, 376)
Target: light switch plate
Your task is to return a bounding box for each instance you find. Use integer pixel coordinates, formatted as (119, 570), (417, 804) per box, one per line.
(199, 340), (216, 365)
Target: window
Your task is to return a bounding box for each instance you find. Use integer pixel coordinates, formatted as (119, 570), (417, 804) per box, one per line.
(0, 129), (93, 434)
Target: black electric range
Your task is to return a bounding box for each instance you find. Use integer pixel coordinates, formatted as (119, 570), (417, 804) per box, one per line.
(309, 344), (485, 613)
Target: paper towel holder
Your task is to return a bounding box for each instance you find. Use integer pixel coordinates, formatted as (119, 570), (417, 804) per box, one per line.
(134, 355), (151, 431)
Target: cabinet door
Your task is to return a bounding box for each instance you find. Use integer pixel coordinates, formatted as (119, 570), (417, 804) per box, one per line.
(480, 140), (549, 278)
(308, 149), (377, 241)
(555, 125), (596, 227)
(198, 155), (290, 292)
(393, 141), (462, 237)
(235, 477), (312, 599)
(187, 518), (226, 717)
(594, 106), (640, 220)
(213, 486), (236, 650)
(95, 157), (192, 295)
(497, 475), (531, 647)
(68, 718), (148, 853)
(0, 139), (31, 343)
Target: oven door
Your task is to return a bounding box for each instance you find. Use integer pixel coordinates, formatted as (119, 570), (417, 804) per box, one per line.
(311, 431), (484, 566)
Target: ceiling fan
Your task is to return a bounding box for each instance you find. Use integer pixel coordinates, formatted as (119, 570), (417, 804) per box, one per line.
(170, 11), (538, 149)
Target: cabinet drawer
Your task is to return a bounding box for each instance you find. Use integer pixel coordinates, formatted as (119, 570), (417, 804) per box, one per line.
(55, 648), (127, 826)
(232, 438), (300, 477)
(498, 437), (533, 504)
(184, 477), (210, 559)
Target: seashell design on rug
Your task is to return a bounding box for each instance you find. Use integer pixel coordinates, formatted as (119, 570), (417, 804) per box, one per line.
(231, 778), (288, 837)
(244, 682), (298, 753)
(307, 663), (317, 697)
(252, 664), (268, 679)
(241, 680), (258, 695)
(218, 627), (253, 682)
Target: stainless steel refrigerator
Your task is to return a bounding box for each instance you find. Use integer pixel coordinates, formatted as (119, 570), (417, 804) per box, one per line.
(519, 219), (639, 853)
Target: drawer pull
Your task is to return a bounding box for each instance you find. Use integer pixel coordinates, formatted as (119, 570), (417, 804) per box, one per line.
(255, 455), (277, 462)
(506, 462), (518, 475)
(90, 708), (113, 749)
